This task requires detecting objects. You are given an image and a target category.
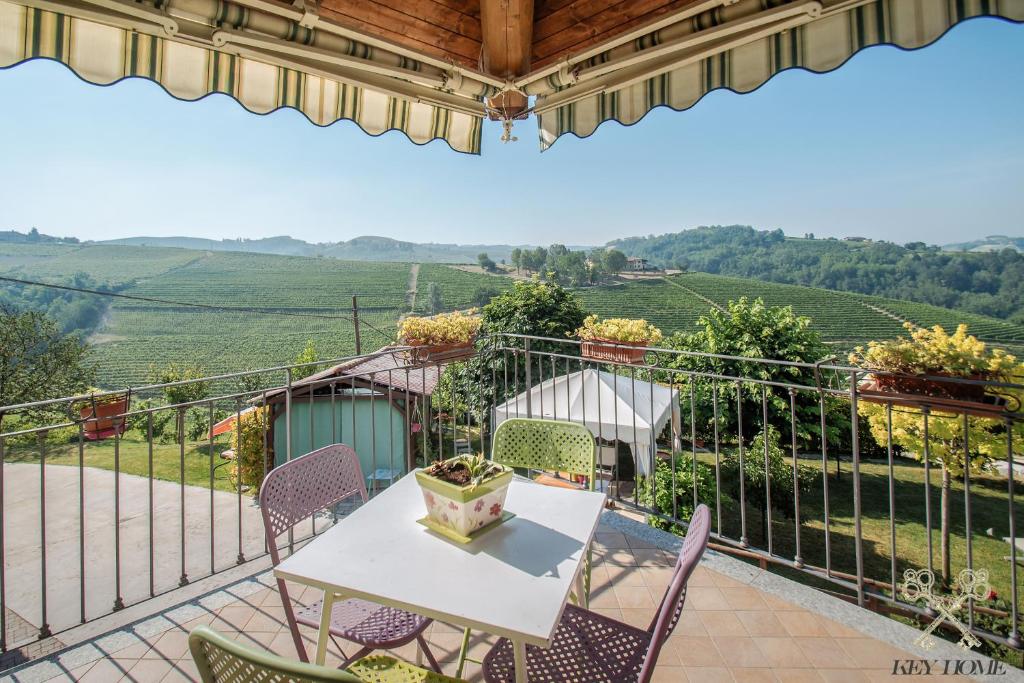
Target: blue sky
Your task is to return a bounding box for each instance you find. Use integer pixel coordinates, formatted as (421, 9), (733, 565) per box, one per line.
(0, 17), (1021, 247)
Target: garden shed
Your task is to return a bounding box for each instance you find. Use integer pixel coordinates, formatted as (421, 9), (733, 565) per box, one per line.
(262, 347), (442, 478)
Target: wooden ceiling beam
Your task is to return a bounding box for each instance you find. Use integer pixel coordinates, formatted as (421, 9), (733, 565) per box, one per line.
(319, 0), (482, 65)
(479, 0), (535, 79)
(532, 0), (698, 67)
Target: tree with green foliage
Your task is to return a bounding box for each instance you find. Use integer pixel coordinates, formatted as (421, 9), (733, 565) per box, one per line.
(477, 253), (497, 273)
(292, 340), (319, 380)
(432, 279), (587, 426)
(611, 225), (1024, 322)
(0, 306), (95, 429)
(603, 248), (628, 274)
(428, 282), (444, 315)
(148, 363), (210, 444)
(510, 248), (523, 274)
(482, 279), (586, 356)
(655, 298), (846, 453)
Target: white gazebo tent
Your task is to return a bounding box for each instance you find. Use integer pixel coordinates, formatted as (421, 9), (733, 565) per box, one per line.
(491, 368), (681, 476)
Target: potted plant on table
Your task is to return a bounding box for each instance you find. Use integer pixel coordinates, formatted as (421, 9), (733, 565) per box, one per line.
(415, 454), (513, 539)
(399, 310), (481, 363)
(576, 315), (663, 364)
(850, 323), (1020, 414)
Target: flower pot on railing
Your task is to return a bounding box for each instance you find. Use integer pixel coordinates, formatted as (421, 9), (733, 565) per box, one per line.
(398, 311), (481, 365)
(581, 338), (649, 364)
(415, 456), (513, 541)
(407, 338), (477, 363)
(576, 315), (663, 365)
(857, 373), (1014, 418)
(849, 323), (1022, 418)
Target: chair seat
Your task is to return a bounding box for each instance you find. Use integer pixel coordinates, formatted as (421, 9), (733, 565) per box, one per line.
(348, 655), (465, 682)
(481, 604), (651, 683)
(296, 598), (431, 648)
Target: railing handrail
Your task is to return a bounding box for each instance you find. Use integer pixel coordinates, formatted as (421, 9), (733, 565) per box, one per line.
(3, 333), (1023, 419)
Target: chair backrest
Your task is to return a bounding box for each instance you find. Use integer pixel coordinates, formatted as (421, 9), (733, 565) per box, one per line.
(190, 625), (361, 683)
(259, 443), (367, 564)
(491, 418), (596, 485)
(638, 504), (711, 683)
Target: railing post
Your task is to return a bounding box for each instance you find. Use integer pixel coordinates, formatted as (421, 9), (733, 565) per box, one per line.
(1006, 417), (1021, 649)
(38, 431), (51, 637)
(285, 368), (293, 463)
(789, 389), (803, 568)
(524, 338), (533, 418)
(236, 398), (245, 565)
(0, 435), (5, 653)
(849, 370), (865, 608)
(735, 381), (748, 548)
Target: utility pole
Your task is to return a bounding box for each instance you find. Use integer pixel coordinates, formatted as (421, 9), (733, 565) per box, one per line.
(351, 295), (362, 354)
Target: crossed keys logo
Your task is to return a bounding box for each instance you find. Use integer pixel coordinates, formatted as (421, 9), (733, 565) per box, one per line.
(900, 568), (989, 652)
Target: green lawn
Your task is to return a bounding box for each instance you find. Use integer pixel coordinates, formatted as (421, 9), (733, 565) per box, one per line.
(6, 435), (244, 494)
(649, 452), (1023, 622)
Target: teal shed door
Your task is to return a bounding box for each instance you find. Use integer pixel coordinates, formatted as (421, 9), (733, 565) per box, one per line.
(273, 397), (408, 478)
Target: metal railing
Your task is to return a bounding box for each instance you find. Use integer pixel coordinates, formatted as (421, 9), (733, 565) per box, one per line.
(0, 335), (1021, 660)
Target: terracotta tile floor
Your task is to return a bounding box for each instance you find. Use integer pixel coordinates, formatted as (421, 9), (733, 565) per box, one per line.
(8, 525), (978, 683)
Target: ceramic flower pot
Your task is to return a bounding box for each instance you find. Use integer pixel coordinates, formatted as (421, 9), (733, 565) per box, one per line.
(581, 338), (649, 364)
(415, 465), (513, 537)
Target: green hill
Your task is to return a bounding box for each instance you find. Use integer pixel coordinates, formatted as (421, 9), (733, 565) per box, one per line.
(3, 243), (1021, 387)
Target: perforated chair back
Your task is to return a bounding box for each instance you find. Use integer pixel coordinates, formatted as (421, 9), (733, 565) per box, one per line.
(638, 504), (710, 683)
(190, 625), (361, 683)
(491, 418), (596, 486)
(259, 443), (367, 565)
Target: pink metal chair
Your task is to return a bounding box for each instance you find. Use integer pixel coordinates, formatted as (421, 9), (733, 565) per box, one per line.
(260, 444), (442, 672)
(480, 504), (711, 683)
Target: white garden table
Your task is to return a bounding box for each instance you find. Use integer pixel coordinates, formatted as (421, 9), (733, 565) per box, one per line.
(273, 471), (607, 683)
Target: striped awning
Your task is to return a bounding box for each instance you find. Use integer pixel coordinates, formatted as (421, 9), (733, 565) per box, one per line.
(0, 0), (492, 154)
(533, 0), (1024, 151)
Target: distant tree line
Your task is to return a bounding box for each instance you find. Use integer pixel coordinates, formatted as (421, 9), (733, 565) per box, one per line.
(508, 244), (628, 286)
(611, 225), (1024, 324)
(0, 273), (109, 337)
(0, 227), (79, 244)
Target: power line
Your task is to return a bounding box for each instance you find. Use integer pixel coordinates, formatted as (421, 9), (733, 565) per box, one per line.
(0, 275), (397, 340)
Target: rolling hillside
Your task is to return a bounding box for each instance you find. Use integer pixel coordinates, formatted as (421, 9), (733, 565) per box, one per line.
(3, 243), (1022, 387)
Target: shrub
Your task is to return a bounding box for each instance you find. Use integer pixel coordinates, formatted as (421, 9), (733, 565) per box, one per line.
(638, 454), (717, 533)
(719, 426), (813, 518)
(230, 407), (269, 493)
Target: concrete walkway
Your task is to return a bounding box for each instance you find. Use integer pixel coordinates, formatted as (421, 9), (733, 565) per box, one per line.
(3, 464), (267, 639)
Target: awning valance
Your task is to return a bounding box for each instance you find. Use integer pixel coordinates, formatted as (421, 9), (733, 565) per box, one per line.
(0, 0), (491, 153)
(534, 0), (1024, 150)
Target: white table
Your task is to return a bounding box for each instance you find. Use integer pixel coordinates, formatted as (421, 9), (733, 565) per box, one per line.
(273, 471), (607, 683)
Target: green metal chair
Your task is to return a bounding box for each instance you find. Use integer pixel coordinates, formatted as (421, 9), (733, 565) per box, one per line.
(189, 625), (466, 683)
(455, 417), (597, 678)
(491, 417), (597, 488)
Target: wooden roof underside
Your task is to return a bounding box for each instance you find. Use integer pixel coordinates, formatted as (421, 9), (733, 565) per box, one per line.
(317, 0), (701, 77)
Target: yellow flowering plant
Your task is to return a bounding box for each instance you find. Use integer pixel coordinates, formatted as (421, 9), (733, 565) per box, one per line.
(398, 310), (482, 346)
(849, 323), (1018, 380)
(576, 315), (663, 345)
